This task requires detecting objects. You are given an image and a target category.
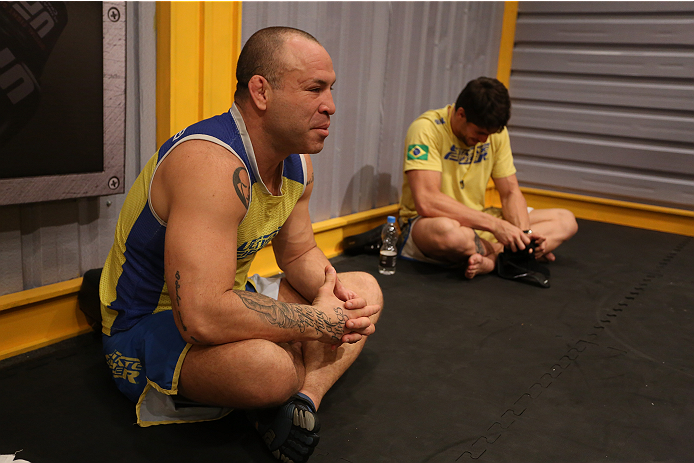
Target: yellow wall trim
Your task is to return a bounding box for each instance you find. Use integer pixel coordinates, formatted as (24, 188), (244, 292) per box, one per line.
(0, 278), (92, 361)
(0, 207), (396, 361)
(496, 1), (518, 87)
(1, 195), (690, 362)
(156, 1), (242, 147)
(521, 188), (694, 237)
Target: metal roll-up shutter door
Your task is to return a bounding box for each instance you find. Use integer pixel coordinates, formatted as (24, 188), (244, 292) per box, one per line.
(508, 1), (694, 211)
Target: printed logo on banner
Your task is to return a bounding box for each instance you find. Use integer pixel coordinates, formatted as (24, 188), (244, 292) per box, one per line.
(407, 144), (429, 161)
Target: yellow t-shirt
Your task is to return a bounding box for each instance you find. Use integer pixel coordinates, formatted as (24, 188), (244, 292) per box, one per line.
(399, 105), (516, 222)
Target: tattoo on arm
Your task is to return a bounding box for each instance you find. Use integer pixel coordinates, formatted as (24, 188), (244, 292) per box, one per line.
(173, 271), (208, 345)
(233, 167), (250, 209)
(174, 270), (187, 332)
(474, 233), (485, 255)
(236, 291), (345, 343)
(306, 171), (314, 187)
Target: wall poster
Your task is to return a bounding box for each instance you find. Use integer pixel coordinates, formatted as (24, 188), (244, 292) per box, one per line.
(0, 1), (125, 206)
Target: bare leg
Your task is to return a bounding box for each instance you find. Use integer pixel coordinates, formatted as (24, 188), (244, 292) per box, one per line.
(178, 338), (306, 409)
(529, 208), (578, 261)
(411, 216), (502, 279)
(178, 271), (381, 410)
(277, 271), (382, 409)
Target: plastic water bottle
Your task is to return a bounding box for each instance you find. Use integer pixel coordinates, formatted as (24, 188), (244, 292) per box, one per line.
(378, 216), (399, 275)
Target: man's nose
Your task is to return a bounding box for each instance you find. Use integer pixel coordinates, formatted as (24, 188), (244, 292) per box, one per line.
(321, 90), (336, 115)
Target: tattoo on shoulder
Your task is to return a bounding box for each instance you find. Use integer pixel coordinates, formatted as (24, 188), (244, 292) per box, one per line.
(306, 172), (314, 187)
(236, 291), (345, 343)
(233, 167), (250, 209)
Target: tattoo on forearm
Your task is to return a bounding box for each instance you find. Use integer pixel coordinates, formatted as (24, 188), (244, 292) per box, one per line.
(233, 167), (250, 209)
(173, 270), (187, 332)
(171, 271), (211, 345)
(237, 291), (345, 342)
(474, 234), (485, 255)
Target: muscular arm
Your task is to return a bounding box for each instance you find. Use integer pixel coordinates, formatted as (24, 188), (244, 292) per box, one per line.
(408, 169), (500, 233)
(150, 141), (348, 346)
(272, 157), (333, 301)
(408, 169), (530, 250)
(494, 174), (530, 230)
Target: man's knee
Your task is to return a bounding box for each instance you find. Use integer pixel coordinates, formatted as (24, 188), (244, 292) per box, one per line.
(340, 271), (382, 304)
(557, 208), (578, 239)
(414, 217), (476, 257)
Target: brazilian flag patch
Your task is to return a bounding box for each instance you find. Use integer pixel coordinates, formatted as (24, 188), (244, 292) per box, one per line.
(407, 144), (429, 161)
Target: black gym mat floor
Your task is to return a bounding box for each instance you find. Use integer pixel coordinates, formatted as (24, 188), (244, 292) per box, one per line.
(1, 219), (693, 463)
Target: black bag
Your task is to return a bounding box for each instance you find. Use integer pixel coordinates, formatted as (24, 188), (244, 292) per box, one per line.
(78, 268), (103, 332)
(342, 224), (384, 256)
(496, 240), (550, 288)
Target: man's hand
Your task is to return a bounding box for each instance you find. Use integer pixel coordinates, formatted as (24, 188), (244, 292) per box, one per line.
(313, 266), (379, 345)
(492, 219), (532, 252)
(527, 233), (548, 259)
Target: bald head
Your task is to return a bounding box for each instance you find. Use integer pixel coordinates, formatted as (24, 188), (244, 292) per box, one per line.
(235, 27), (320, 101)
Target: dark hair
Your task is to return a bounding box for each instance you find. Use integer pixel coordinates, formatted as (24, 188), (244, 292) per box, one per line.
(235, 27), (320, 99)
(454, 77), (510, 131)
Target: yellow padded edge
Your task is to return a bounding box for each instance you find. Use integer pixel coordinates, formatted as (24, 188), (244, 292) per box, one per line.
(0, 206), (397, 361)
(522, 188), (694, 237)
(2, 189), (689, 362)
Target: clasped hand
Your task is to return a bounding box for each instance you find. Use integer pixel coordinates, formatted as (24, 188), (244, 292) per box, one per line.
(494, 220), (547, 256)
(312, 265), (380, 345)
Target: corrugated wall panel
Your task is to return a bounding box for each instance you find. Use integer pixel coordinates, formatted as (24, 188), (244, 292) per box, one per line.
(511, 75), (694, 112)
(242, 1), (504, 221)
(519, 2), (694, 14)
(509, 1), (694, 210)
(511, 103), (694, 144)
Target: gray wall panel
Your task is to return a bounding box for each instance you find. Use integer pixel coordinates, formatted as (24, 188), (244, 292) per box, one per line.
(515, 158), (694, 208)
(516, 17), (694, 46)
(0, 207), (23, 294)
(512, 47), (694, 79)
(509, 2), (694, 210)
(520, 2), (694, 14)
(242, 1), (505, 221)
(511, 131), (694, 175)
(512, 103), (694, 144)
(511, 75), (694, 112)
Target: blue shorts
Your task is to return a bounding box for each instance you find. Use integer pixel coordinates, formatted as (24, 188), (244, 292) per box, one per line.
(102, 274), (282, 426)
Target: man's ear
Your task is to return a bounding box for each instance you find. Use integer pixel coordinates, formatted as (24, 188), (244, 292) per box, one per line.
(456, 107), (467, 122)
(247, 75), (270, 111)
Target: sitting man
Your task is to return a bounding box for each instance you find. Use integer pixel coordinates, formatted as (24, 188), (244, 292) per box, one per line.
(398, 76), (577, 279)
(99, 26), (382, 463)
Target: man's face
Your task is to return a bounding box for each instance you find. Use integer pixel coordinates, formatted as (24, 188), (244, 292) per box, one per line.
(265, 37), (337, 155)
(451, 107), (496, 147)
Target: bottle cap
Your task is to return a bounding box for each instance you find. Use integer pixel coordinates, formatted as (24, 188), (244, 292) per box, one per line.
(387, 216), (395, 223)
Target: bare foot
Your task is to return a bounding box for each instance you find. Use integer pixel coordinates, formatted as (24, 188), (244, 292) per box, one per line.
(465, 253), (495, 279)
